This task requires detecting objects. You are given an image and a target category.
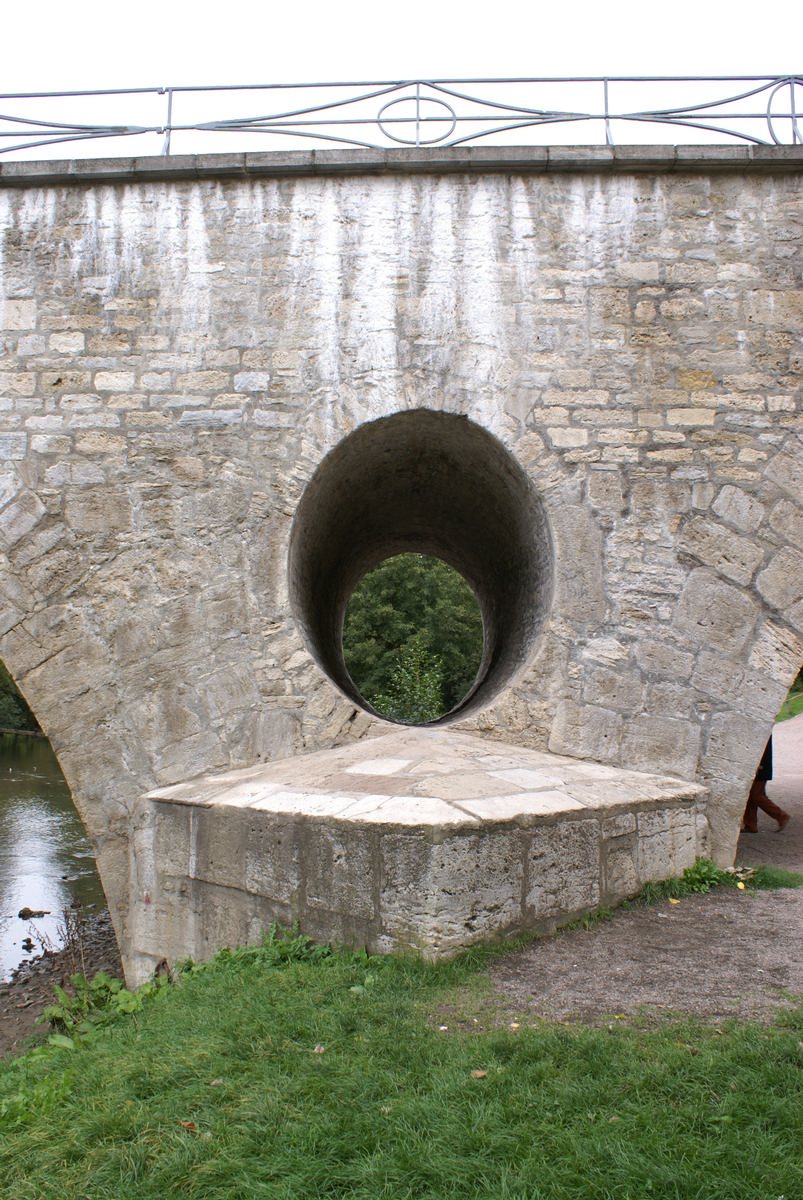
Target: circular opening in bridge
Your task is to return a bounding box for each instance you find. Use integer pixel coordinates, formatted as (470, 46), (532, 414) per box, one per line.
(342, 553), (484, 724)
(288, 410), (553, 724)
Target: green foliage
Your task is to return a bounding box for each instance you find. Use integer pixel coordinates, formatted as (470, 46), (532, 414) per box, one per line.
(0, 1052), (73, 1128)
(780, 693), (803, 720)
(745, 863), (803, 890)
(627, 857), (803, 908)
(1, 972), (163, 1132)
(0, 659), (39, 732)
(342, 553), (483, 719)
(371, 632), (444, 724)
(179, 922), (340, 977)
(776, 666), (803, 721)
(677, 856), (731, 893)
(777, 674), (803, 721)
(562, 906), (616, 932)
(38, 970), (166, 1043)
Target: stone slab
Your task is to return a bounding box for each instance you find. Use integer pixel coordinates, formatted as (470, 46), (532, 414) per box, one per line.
(130, 729), (709, 984)
(1, 146), (801, 188)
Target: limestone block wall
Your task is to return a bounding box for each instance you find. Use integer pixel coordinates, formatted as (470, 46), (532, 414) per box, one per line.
(0, 148), (801, 972)
(131, 728), (707, 977)
(141, 779), (705, 965)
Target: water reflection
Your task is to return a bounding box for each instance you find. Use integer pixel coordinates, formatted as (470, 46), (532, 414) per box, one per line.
(0, 733), (107, 981)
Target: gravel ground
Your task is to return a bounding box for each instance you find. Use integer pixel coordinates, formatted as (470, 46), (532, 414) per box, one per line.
(488, 715), (803, 1025)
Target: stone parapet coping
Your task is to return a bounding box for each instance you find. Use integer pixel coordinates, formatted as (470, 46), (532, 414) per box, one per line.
(2, 144), (803, 188)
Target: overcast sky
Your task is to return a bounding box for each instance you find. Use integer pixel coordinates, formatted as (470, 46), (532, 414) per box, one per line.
(5, 0), (798, 87)
(1, 0), (800, 157)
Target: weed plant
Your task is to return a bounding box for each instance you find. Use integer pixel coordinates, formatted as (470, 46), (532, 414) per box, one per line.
(562, 858), (803, 931)
(1, 924), (802, 1199)
(627, 856), (803, 908)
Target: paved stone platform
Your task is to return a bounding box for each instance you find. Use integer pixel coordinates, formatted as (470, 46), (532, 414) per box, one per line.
(129, 729), (708, 982)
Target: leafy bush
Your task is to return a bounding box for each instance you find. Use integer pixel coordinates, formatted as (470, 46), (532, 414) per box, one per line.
(38, 970), (166, 1043)
(0, 660), (39, 732)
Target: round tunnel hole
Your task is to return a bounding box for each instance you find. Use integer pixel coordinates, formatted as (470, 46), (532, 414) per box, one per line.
(288, 410), (554, 725)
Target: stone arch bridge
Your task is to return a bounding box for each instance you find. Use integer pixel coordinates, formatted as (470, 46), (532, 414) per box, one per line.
(0, 145), (801, 983)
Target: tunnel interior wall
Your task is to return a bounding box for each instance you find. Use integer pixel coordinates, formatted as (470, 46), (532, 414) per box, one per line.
(0, 151), (801, 971)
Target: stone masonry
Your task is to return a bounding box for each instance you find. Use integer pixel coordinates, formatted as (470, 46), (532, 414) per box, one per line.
(0, 147), (801, 980)
(137, 728), (707, 973)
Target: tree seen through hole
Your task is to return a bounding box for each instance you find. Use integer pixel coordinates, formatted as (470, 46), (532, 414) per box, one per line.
(342, 554), (484, 724)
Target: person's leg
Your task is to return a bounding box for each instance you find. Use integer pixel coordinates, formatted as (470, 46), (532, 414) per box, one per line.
(742, 736), (788, 832)
(742, 779), (760, 832)
(756, 783), (790, 830)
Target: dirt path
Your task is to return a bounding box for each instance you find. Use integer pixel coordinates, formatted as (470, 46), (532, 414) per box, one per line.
(488, 714), (803, 1025)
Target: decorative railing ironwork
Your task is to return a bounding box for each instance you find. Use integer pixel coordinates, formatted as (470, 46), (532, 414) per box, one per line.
(0, 77), (801, 160)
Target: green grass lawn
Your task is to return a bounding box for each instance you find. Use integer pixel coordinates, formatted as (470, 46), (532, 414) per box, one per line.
(2, 928), (802, 1200)
(777, 689), (803, 722)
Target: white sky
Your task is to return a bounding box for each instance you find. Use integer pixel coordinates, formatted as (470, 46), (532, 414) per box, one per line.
(0, 0), (800, 156)
(5, 0), (797, 88)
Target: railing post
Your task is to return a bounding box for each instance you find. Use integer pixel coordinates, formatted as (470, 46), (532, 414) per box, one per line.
(792, 78), (800, 144)
(604, 78), (613, 146)
(161, 88), (173, 156)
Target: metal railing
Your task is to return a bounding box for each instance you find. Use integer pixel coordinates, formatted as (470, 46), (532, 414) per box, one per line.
(0, 77), (801, 160)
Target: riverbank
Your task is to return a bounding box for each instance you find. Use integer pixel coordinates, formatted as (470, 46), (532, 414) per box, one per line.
(0, 910), (123, 1058)
(0, 731), (109, 980)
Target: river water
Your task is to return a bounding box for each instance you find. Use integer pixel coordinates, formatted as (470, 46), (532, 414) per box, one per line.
(0, 733), (107, 981)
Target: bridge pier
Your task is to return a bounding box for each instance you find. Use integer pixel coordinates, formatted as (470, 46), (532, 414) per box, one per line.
(129, 728), (707, 985)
